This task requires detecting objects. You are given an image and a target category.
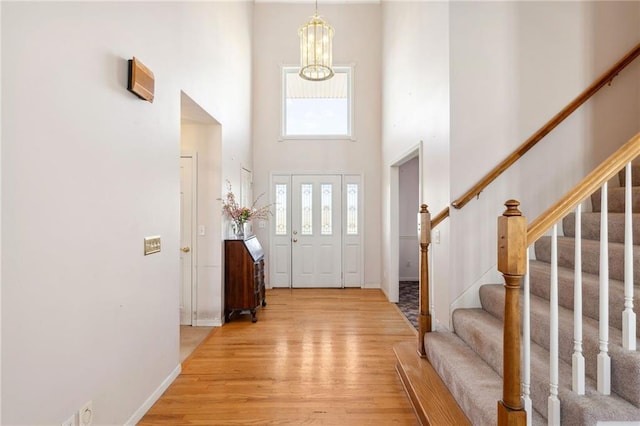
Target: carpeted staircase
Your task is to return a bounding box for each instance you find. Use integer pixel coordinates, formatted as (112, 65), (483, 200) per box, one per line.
(423, 169), (640, 424)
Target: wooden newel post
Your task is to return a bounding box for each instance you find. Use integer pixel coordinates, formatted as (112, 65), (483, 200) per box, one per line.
(418, 204), (432, 357)
(497, 200), (527, 426)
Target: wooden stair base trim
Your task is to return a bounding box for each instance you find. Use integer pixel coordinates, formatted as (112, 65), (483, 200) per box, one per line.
(394, 341), (471, 426)
(497, 401), (526, 426)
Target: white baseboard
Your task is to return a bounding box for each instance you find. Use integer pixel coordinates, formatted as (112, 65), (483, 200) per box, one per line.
(597, 423), (640, 425)
(194, 319), (221, 327)
(125, 364), (181, 425)
(449, 266), (503, 329)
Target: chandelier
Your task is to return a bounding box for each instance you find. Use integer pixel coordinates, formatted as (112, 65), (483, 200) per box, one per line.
(298, 1), (334, 81)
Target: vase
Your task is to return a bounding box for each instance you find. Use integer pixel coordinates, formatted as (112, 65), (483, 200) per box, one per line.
(233, 221), (245, 239)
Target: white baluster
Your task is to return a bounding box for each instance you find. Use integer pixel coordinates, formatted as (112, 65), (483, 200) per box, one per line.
(429, 247), (434, 332)
(598, 182), (611, 394)
(623, 162), (636, 351)
(523, 247), (532, 425)
(549, 224), (561, 425)
(573, 204), (585, 394)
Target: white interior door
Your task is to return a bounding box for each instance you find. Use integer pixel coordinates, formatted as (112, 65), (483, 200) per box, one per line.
(180, 156), (195, 325)
(291, 175), (342, 287)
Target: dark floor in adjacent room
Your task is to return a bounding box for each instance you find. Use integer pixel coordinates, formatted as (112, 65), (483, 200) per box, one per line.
(397, 281), (418, 329)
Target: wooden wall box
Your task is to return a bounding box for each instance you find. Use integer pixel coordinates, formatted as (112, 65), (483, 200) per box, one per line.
(224, 236), (266, 323)
(127, 57), (154, 103)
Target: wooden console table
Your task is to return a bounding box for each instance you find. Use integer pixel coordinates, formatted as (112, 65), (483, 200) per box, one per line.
(224, 236), (266, 323)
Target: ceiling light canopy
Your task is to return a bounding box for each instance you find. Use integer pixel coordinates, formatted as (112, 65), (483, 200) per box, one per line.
(298, 1), (334, 81)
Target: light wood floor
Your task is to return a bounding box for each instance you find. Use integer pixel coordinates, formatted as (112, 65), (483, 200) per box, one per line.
(139, 288), (419, 425)
(180, 325), (215, 363)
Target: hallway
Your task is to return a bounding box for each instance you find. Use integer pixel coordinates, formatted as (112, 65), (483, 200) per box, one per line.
(140, 289), (418, 425)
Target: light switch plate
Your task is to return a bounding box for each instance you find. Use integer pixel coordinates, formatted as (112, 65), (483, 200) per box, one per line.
(144, 236), (161, 255)
(78, 400), (93, 426)
(61, 414), (75, 426)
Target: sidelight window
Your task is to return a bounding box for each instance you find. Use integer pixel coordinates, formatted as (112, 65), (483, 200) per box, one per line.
(275, 184), (287, 235)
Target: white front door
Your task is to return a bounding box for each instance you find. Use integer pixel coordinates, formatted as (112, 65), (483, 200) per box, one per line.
(291, 175), (342, 287)
(180, 156), (195, 325)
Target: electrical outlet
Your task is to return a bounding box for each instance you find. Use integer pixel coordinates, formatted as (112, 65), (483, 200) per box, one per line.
(78, 401), (93, 426)
(61, 414), (75, 426)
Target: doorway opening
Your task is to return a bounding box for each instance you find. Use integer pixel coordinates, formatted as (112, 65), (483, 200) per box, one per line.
(179, 91), (222, 360)
(397, 157), (420, 328)
(389, 144), (422, 303)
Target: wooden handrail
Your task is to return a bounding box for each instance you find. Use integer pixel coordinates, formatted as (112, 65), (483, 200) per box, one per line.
(451, 42), (640, 211)
(431, 206), (450, 228)
(527, 132), (640, 245)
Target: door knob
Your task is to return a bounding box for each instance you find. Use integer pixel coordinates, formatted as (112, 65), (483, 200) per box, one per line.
(292, 239), (298, 243)
(293, 230), (298, 235)
(181, 246), (191, 253)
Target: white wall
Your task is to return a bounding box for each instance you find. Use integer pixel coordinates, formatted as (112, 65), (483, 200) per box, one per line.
(251, 3), (382, 288)
(398, 157), (419, 280)
(0, 2), (3, 418)
(382, 1), (451, 323)
(1, 2), (253, 424)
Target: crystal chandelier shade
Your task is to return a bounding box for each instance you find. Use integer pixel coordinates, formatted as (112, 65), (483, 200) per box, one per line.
(298, 11), (334, 81)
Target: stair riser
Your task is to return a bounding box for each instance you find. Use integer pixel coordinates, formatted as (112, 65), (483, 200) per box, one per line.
(591, 186), (640, 213)
(563, 212), (640, 245)
(534, 236), (640, 284)
(617, 166), (640, 187)
(528, 261), (640, 335)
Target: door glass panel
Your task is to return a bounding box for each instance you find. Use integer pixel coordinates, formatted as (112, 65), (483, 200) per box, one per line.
(347, 183), (358, 235)
(301, 184), (313, 235)
(275, 184), (287, 235)
(321, 184), (332, 235)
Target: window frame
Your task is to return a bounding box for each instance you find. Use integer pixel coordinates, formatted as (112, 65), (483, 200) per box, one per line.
(280, 66), (354, 141)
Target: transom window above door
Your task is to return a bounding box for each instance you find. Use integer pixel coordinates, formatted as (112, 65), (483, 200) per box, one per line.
(281, 66), (353, 139)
